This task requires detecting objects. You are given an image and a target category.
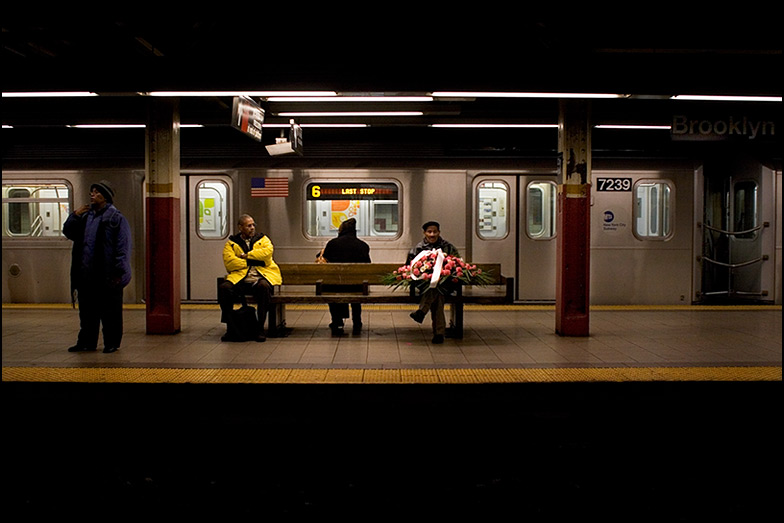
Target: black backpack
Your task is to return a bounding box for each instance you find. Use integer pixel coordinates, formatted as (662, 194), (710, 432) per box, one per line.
(225, 305), (259, 341)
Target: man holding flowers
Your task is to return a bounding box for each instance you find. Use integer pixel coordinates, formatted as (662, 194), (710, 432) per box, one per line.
(406, 221), (460, 344)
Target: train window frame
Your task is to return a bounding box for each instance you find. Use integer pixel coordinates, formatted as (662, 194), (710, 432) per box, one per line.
(194, 179), (230, 241)
(2, 179), (73, 239)
(525, 180), (557, 241)
(632, 178), (675, 241)
(302, 179), (403, 240)
(475, 180), (510, 240)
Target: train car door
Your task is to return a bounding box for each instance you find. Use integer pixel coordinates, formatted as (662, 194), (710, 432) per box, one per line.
(698, 158), (776, 303)
(591, 169), (693, 304)
(518, 176), (558, 302)
(180, 174), (232, 301)
(470, 173), (558, 303)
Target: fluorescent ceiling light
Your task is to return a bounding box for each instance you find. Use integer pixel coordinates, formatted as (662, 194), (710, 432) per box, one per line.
(147, 91), (337, 97)
(266, 96), (433, 102)
(277, 112), (424, 117)
(66, 124), (146, 129)
(64, 124), (205, 129)
(671, 95), (782, 102)
(2, 92), (98, 98)
(432, 92), (626, 99)
(595, 124), (671, 130)
(263, 123), (368, 128)
(431, 123), (557, 128)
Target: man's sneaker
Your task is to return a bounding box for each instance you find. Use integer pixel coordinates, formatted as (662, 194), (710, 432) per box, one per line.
(102, 347), (119, 354)
(409, 310), (426, 324)
(431, 334), (445, 344)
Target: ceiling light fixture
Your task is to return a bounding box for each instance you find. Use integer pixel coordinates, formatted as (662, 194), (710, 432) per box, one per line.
(671, 95), (782, 102)
(146, 91), (338, 97)
(594, 124), (672, 130)
(66, 124), (146, 129)
(263, 123), (368, 128)
(431, 92), (626, 99)
(2, 92), (99, 98)
(266, 96), (433, 102)
(431, 123), (557, 128)
(277, 112), (424, 117)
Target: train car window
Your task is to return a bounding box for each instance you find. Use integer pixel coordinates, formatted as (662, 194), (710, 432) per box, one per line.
(733, 180), (758, 239)
(526, 181), (556, 240)
(2, 182), (71, 238)
(196, 181), (229, 239)
(304, 181), (400, 238)
(371, 201), (399, 235)
(477, 181), (509, 239)
(633, 179), (674, 240)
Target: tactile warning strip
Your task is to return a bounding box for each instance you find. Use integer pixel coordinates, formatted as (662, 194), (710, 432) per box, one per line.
(2, 366), (781, 384)
(3, 304), (781, 311)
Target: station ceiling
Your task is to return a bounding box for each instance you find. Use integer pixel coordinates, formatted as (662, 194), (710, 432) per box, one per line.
(3, 14), (780, 141)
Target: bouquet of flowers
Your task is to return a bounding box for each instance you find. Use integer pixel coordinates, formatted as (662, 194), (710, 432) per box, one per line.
(382, 249), (493, 294)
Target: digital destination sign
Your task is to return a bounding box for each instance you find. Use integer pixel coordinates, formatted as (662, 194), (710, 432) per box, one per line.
(307, 182), (398, 200)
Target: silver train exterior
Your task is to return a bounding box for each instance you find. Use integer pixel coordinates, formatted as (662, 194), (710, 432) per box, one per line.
(2, 162), (782, 305)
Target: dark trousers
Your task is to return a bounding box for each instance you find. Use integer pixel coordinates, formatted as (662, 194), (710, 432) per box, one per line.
(418, 290), (446, 335)
(76, 284), (124, 349)
(218, 278), (272, 332)
(328, 303), (362, 327)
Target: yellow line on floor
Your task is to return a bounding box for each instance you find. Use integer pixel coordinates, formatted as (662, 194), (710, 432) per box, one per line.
(2, 303), (781, 311)
(2, 366), (780, 384)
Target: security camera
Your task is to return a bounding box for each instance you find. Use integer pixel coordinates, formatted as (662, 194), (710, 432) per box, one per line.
(265, 120), (303, 156)
(265, 139), (299, 156)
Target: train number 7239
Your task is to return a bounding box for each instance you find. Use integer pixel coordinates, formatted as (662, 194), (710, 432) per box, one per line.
(595, 177), (632, 191)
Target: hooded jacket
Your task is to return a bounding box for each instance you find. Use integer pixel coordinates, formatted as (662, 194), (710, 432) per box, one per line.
(223, 232), (282, 285)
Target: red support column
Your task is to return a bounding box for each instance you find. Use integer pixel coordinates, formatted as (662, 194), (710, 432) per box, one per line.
(555, 184), (591, 335)
(145, 98), (181, 334)
(555, 100), (591, 336)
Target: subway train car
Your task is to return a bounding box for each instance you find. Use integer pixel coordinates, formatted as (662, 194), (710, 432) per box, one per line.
(3, 158), (781, 305)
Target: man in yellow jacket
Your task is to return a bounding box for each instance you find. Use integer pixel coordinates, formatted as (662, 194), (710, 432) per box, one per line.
(219, 214), (282, 342)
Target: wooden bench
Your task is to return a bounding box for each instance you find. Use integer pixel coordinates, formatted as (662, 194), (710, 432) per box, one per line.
(219, 263), (513, 338)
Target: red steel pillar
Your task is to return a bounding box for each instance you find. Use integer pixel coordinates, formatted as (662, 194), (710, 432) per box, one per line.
(555, 100), (591, 336)
(145, 98), (181, 334)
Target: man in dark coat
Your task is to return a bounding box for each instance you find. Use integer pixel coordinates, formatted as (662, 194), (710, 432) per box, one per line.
(321, 218), (371, 335)
(406, 221), (460, 344)
(63, 180), (132, 353)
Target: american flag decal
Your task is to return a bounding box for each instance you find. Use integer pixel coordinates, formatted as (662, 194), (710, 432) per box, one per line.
(251, 177), (289, 197)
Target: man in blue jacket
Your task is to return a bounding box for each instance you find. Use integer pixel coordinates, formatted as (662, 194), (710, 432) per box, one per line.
(63, 180), (132, 354)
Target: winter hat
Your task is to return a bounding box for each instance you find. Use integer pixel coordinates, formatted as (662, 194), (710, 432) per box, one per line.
(339, 217), (357, 233)
(90, 180), (115, 204)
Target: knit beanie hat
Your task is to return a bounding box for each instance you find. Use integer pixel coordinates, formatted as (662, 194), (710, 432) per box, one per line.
(339, 217), (357, 233)
(91, 180), (115, 204)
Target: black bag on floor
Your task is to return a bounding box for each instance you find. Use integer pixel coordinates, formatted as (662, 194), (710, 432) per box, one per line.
(224, 305), (259, 341)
